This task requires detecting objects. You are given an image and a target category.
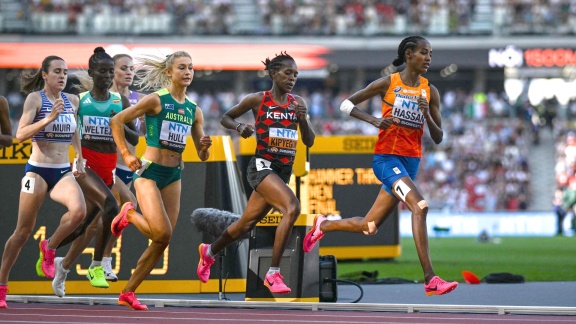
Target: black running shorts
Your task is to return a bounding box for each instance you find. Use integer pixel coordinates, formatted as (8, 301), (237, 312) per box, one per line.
(246, 156), (292, 190)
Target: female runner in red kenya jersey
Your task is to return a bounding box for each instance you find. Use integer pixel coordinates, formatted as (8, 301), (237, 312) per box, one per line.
(197, 51), (316, 295)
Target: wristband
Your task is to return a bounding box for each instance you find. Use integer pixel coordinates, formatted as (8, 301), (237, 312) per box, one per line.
(340, 99), (355, 115)
(72, 158), (86, 173)
(235, 123), (244, 132)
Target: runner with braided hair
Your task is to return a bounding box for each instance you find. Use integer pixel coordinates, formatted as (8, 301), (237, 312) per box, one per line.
(197, 51), (316, 294)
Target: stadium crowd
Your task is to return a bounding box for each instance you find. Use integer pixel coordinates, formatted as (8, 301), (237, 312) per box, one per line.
(258, 0), (576, 35)
(13, 0), (576, 36)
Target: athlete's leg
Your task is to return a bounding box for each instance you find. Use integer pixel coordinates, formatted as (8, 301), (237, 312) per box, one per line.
(103, 178), (137, 257)
(0, 174), (48, 283)
(321, 188), (399, 234)
(123, 179), (179, 292)
(119, 177), (159, 238)
(253, 174), (301, 268)
(58, 168), (118, 262)
(46, 175), (87, 249)
(48, 173), (86, 249)
(210, 191), (271, 255)
(93, 195), (118, 262)
(60, 200), (100, 270)
(392, 176), (458, 294)
(57, 169), (111, 247)
(390, 176), (434, 282)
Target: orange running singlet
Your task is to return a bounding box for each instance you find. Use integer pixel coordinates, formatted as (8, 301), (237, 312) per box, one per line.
(374, 72), (431, 158)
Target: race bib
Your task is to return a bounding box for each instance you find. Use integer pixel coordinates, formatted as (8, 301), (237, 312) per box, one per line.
(268, 127), (298, 156)
(82, 115), (113, 141)
(43, 113), (76, 140)
(391, 96), (425, 129)
(394, 179), (411, 202)
(255, 158), (273, 171)
(159, 120), (191, 150)
(22, 176), (35, 194)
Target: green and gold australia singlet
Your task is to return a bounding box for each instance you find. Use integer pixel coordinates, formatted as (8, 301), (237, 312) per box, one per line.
(146, 88), (196, 154)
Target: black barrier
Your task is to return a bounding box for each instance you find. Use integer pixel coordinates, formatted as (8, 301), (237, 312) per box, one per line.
(319, 255), (338, 302)
(245, 214), (319, 302)
(0, 136), (247, 295)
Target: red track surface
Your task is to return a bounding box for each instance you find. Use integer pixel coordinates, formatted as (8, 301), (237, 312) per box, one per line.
(1, 303), (575, 324)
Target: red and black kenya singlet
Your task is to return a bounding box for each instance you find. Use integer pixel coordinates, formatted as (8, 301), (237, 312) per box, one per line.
(255, 91), (299, 166)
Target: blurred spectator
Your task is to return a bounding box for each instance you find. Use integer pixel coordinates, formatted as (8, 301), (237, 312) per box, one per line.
(554, 125), (576, 234)
(6, 90), (24, 136)
(552, 187), (567, 236)
(561, 178), (576, 234)
(20, 0), (576, 36)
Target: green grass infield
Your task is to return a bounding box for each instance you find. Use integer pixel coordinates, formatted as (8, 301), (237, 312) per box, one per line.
(336, 236), (576, 283)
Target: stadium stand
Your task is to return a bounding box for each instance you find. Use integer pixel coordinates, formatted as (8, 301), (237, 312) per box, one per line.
(3, 0), (573, 36)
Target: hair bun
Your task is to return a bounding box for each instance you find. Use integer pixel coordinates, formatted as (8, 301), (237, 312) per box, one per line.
(94, 47), (106, 54)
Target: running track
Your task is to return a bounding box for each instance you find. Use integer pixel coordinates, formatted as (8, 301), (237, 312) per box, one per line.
(2, 282), (575, 323)
(1, 303), (576, 324)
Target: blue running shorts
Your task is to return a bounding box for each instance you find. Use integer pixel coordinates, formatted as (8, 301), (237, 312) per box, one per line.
(372, 154), (420, 197)
(115, 164), (134, 185)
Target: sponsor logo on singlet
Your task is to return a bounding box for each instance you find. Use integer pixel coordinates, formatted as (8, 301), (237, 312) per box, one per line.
(265, 108), (297, 121)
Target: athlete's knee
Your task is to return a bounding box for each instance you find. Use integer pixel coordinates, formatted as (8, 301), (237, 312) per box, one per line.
(412, 200), (429, 219)
(283, 203), (301, 221)
(73, 212), (96, 238)
(68, 205), (87, 227)
(151, 229), (172, 246)
(84, 221), (98, 238)
(417, 200), (428, 210)
(221, 227), (238, 242)
(362, 220), (378, 235)
(102, 195), (120, 223)
(11, 227), (33, 244)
